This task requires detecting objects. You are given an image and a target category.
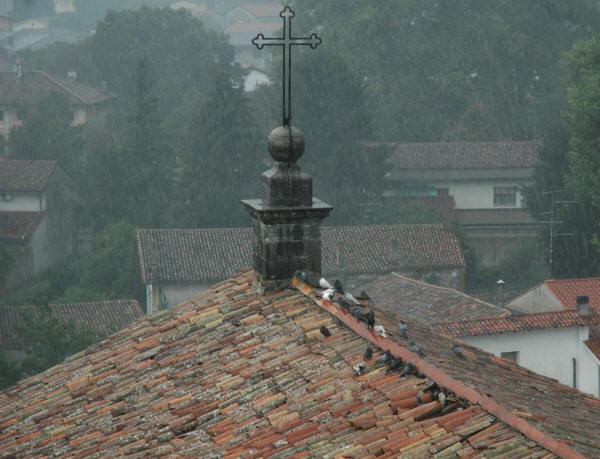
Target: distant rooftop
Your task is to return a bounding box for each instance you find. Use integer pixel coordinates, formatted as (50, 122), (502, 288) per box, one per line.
(0, 300), (143, 349)
(386, 141), (541, 170)
(0, 158), (56, 192)
(136, 225), (465, 284)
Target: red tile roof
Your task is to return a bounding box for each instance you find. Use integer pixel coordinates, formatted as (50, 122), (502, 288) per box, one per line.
(1, 270), (599, 457)
(386, 141), (540, 170)
(0, 159), (56, 192)
(357, 272), (510, 323)
(0, 300), (143, 349)
(0, 212), (44, 240)
(585, 338), (600, 361)
(433, 309), (596, 337)
(136, 225), (465, 283)
(545, 277), (600, 313)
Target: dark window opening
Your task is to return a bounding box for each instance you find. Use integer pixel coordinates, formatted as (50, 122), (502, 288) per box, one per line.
(494, 186), (517, 206)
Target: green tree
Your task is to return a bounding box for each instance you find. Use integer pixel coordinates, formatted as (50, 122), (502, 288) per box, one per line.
(289, 0), (600, 141)
(171, 72), (262, 227)
(7, 92), (83, 171)
(83, 57), (172, 229)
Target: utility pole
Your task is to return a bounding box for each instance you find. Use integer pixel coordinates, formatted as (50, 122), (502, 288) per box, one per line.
(539, 189), (577, 276)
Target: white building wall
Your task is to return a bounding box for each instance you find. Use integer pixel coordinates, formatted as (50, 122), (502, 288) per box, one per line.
(508, 284), (564, 314)
(462, 326), (599, 396)
(0, 192), (42, 211)
(433, 181), (526, 209)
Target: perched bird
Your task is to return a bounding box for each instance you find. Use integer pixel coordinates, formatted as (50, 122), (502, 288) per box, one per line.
(398, 320), (408, 339)
(335, 296), (352, 311)
(345, 292), (360, 305)
(416, 390), (424, 405)
(400, 362), (415, 377)
(452, 344), (466, 360)
(366, 310), (375, 329)
(319, 277), (334, 290)
(422, 382), (439, 394)
(409, 342), (424, 357)
(374, 324), (387, 338)
(364, 346), (373, 360)
(438, 391), (447, 406)
(351, 305), (362, 317)
(294, 269), (308, 282)
(321, 288), (335, 301)
(353, 361), (366, 375)
(333, 279), (344, 294)
(356, 290), (371, 301)
(320, 325), (331, 337)
(386, 357), (403, 373)
(377, 350), (392, 364)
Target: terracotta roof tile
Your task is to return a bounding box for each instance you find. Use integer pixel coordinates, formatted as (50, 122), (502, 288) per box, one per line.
(0, 211), (44, 240)
(357, 272), (510, 323)
(136, 225), (465, 283)
(545, 277), (600, 313)
(432, 309), (597, 337)
(0, 270), (598, 457)
(386, 141), (541, 169)
(0, 300), (144, 349)
(0, 159), (56, 192)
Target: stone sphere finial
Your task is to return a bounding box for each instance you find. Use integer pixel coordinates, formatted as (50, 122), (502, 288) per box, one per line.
(268, 126), (305, 163)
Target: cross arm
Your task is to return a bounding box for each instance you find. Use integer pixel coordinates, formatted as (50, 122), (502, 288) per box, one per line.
(252, 33), (322, 49)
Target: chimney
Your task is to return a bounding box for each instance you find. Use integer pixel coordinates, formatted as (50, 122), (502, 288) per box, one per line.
(67, 70), (77, 81)
(577, 295), (590, 316)
(14, 57), (22, 80)
(242, 126), (332, 290)
(497, 279), (505, 305)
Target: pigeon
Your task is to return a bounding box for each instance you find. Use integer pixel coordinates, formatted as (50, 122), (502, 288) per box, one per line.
(400, 362), (415, 377)
(398, 320), (408, 338)
(377, 350), (392, 364)
(366, 310), (375, 329)
(335, 296), (352, 311)
(333, 279), (344, 294)
(422, 382), (439, 394)
(321, 288), (335, 301)
(386, 357), (403, 373)
(351, 305), (362, 317)
(345, 292), (360, 305)
(356, 290), (371, 301)
(374, 324), (386, 338)
(319, 277), (334, 289)
(353, 361), (366, 375)
(438, 391), (447, 406)
(416, 391), (424, 405)
(409, 342), (424, 357)
(294, 269), (308, 282)
(364, 346), (373, 360)
(320, 325), (331, 337)
(452, 344), (466, 360)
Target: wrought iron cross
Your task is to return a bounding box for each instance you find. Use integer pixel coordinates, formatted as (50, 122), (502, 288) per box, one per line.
(252, 6), (321, 126)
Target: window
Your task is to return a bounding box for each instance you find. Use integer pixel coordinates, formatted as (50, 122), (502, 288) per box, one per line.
(0, 192), (12, 201)
(494, 186), (517, 206)
(500, 351), (518, 363)
(436, 187), (449, 197)
(16, 109), (27, 122)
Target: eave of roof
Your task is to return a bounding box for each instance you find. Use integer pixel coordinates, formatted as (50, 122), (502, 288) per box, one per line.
(432, 309), (596, 337)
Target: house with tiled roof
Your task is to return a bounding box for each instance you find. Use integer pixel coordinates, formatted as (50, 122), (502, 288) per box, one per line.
(509, 277), (600, 314)
(360, 273), (600, 396)
(0, 299), (143, 361)
(0, 158), (76, 294)
(382, 141), (543, 265)
(0, 69), (115, 139)
(136, 224), (466, 314)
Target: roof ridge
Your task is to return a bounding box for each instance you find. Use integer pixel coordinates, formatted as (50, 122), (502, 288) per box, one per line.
(291, 277), (586, 459)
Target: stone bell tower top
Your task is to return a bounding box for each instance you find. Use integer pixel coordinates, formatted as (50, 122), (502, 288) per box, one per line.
(242, 6), (332, 289)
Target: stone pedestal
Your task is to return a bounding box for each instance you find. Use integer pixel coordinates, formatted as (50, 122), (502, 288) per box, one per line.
(242, 125), (332, 283)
